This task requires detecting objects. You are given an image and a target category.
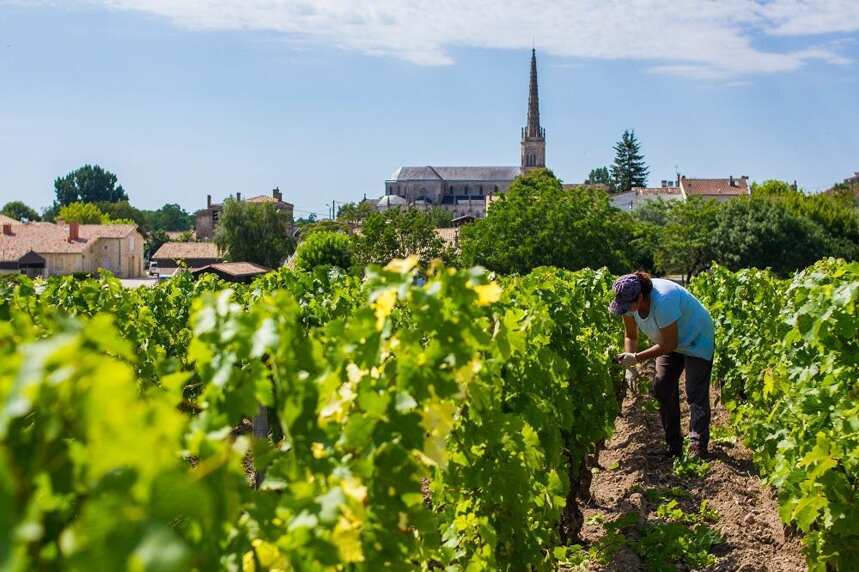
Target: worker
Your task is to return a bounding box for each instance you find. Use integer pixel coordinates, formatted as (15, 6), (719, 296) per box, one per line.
(609, 272), (715, 459)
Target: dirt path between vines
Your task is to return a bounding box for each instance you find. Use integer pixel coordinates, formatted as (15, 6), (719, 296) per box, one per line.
(577, 379), (808, 572)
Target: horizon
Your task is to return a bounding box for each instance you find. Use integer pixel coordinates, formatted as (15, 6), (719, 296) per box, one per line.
(1, 1), (858, 217)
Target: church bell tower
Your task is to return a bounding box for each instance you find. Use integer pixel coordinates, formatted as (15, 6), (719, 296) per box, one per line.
(521, 48), (546, 172)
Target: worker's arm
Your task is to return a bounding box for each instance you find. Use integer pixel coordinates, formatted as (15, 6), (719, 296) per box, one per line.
(634, 321), (678, 363)
(622, 315), (638, 354)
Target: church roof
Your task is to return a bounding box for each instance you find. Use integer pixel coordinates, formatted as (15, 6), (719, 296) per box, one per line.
(377, 195), (408, 208)
(388, 166), (521, 182)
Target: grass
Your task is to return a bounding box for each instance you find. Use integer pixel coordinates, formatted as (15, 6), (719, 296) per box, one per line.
(572, 494), (723, 571)
(672, 440), (711, 478)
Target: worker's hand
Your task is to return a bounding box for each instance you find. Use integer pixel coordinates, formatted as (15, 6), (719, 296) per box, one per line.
(616, 352), (638, 368)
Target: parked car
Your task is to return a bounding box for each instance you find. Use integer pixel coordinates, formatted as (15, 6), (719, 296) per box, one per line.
(148, 260), (159, 278)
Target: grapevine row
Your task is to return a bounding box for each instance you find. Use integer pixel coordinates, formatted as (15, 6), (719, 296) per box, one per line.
(690, 259), (858, 571)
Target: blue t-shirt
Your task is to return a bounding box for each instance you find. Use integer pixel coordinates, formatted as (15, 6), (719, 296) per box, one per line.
(633, 278), (715, 361)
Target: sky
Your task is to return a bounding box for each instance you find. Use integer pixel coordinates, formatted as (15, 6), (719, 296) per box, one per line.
(1, 1), (858, 218)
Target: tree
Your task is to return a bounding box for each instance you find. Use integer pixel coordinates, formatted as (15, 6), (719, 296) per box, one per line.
(143, 203), (194, 232)
(653, 198), (722, 280)
(425, 207), (454, 228)
(54, 164), (128, 206)
(214, 199), (295, 268)
(98, 201), (147, 232)
(336, 201), (376, 226)
(587, 166), (613, 188)
(301, 220), (352, 237)
(709, 198), (829, 275)
(57, 202), (109, 224)
(355, 208), (448, 267)
(294, 213), (318, 226)
(458, 169), (633, 274)
(610, 130), (649, 193)
(752, 179), (859, 259)
(1, 201), (41, 222)
(145, 230), (169, 261)
(294, 231), (355, 271)
(653, 196), (832, 280)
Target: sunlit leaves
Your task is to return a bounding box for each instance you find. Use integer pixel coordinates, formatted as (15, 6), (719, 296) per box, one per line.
(690, 259), (859, 570)
(1, 260), (624, 570)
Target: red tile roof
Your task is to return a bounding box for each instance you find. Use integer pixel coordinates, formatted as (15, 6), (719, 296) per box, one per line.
(244, 195), (293, 207)
(681, 177), (750, 197)
(152, 241), (221, 260)
(193, 262), (270, 277)
(0, 214), (19, 226)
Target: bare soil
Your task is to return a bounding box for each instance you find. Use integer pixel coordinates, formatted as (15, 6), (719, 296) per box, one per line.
(577, 377), (808, 572)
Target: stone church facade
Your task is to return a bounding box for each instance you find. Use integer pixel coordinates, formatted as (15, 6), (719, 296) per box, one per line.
(382, 50), (546, 218)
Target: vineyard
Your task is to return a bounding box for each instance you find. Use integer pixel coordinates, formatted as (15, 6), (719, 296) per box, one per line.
(1, 258), (856, 570)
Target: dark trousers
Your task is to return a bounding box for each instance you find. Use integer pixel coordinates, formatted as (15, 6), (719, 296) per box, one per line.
(652, 352), (712, 454)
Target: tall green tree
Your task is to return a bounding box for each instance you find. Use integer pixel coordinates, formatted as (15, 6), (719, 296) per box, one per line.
(610, 130), (649, 193)
(458, 169), (633, 274)
(54, 164), (128, 206)
(587, 166), (613, 188)
(1, 201), (41, 222)
(355, 208), (448, 266)
(214, 199), (295, 267)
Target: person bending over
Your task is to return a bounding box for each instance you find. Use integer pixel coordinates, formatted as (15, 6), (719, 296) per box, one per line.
(609, 272), (715, 459)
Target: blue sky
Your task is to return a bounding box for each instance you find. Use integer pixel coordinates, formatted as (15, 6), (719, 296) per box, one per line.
(1, 1), (857, 217)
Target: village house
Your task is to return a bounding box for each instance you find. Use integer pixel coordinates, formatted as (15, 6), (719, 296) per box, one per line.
(191, 262), (270, 283)
(195, 187), (294, 240)
(604, 175), (750, 210)
(0, 220), (144, 278)
(679, 175), (750, 201)
(606, 179), (685, 210)
(150, 241), (223, 275)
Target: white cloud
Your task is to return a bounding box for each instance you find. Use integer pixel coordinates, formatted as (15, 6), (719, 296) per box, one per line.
(78, 0), (859, 77)
(761, 0), (859, 36)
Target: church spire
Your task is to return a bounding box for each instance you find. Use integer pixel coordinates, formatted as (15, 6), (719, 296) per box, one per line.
(526, 48), (542, 138)
(521, 49), (546, 171)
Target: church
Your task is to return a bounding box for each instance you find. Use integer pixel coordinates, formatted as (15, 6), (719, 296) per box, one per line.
(381, 49), (546, 218)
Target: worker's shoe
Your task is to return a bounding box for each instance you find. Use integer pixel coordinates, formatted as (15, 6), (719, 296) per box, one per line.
(689, 442), (709, 460)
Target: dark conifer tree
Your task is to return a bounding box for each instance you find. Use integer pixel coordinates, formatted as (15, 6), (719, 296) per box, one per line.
(610, 130), (650, 193)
